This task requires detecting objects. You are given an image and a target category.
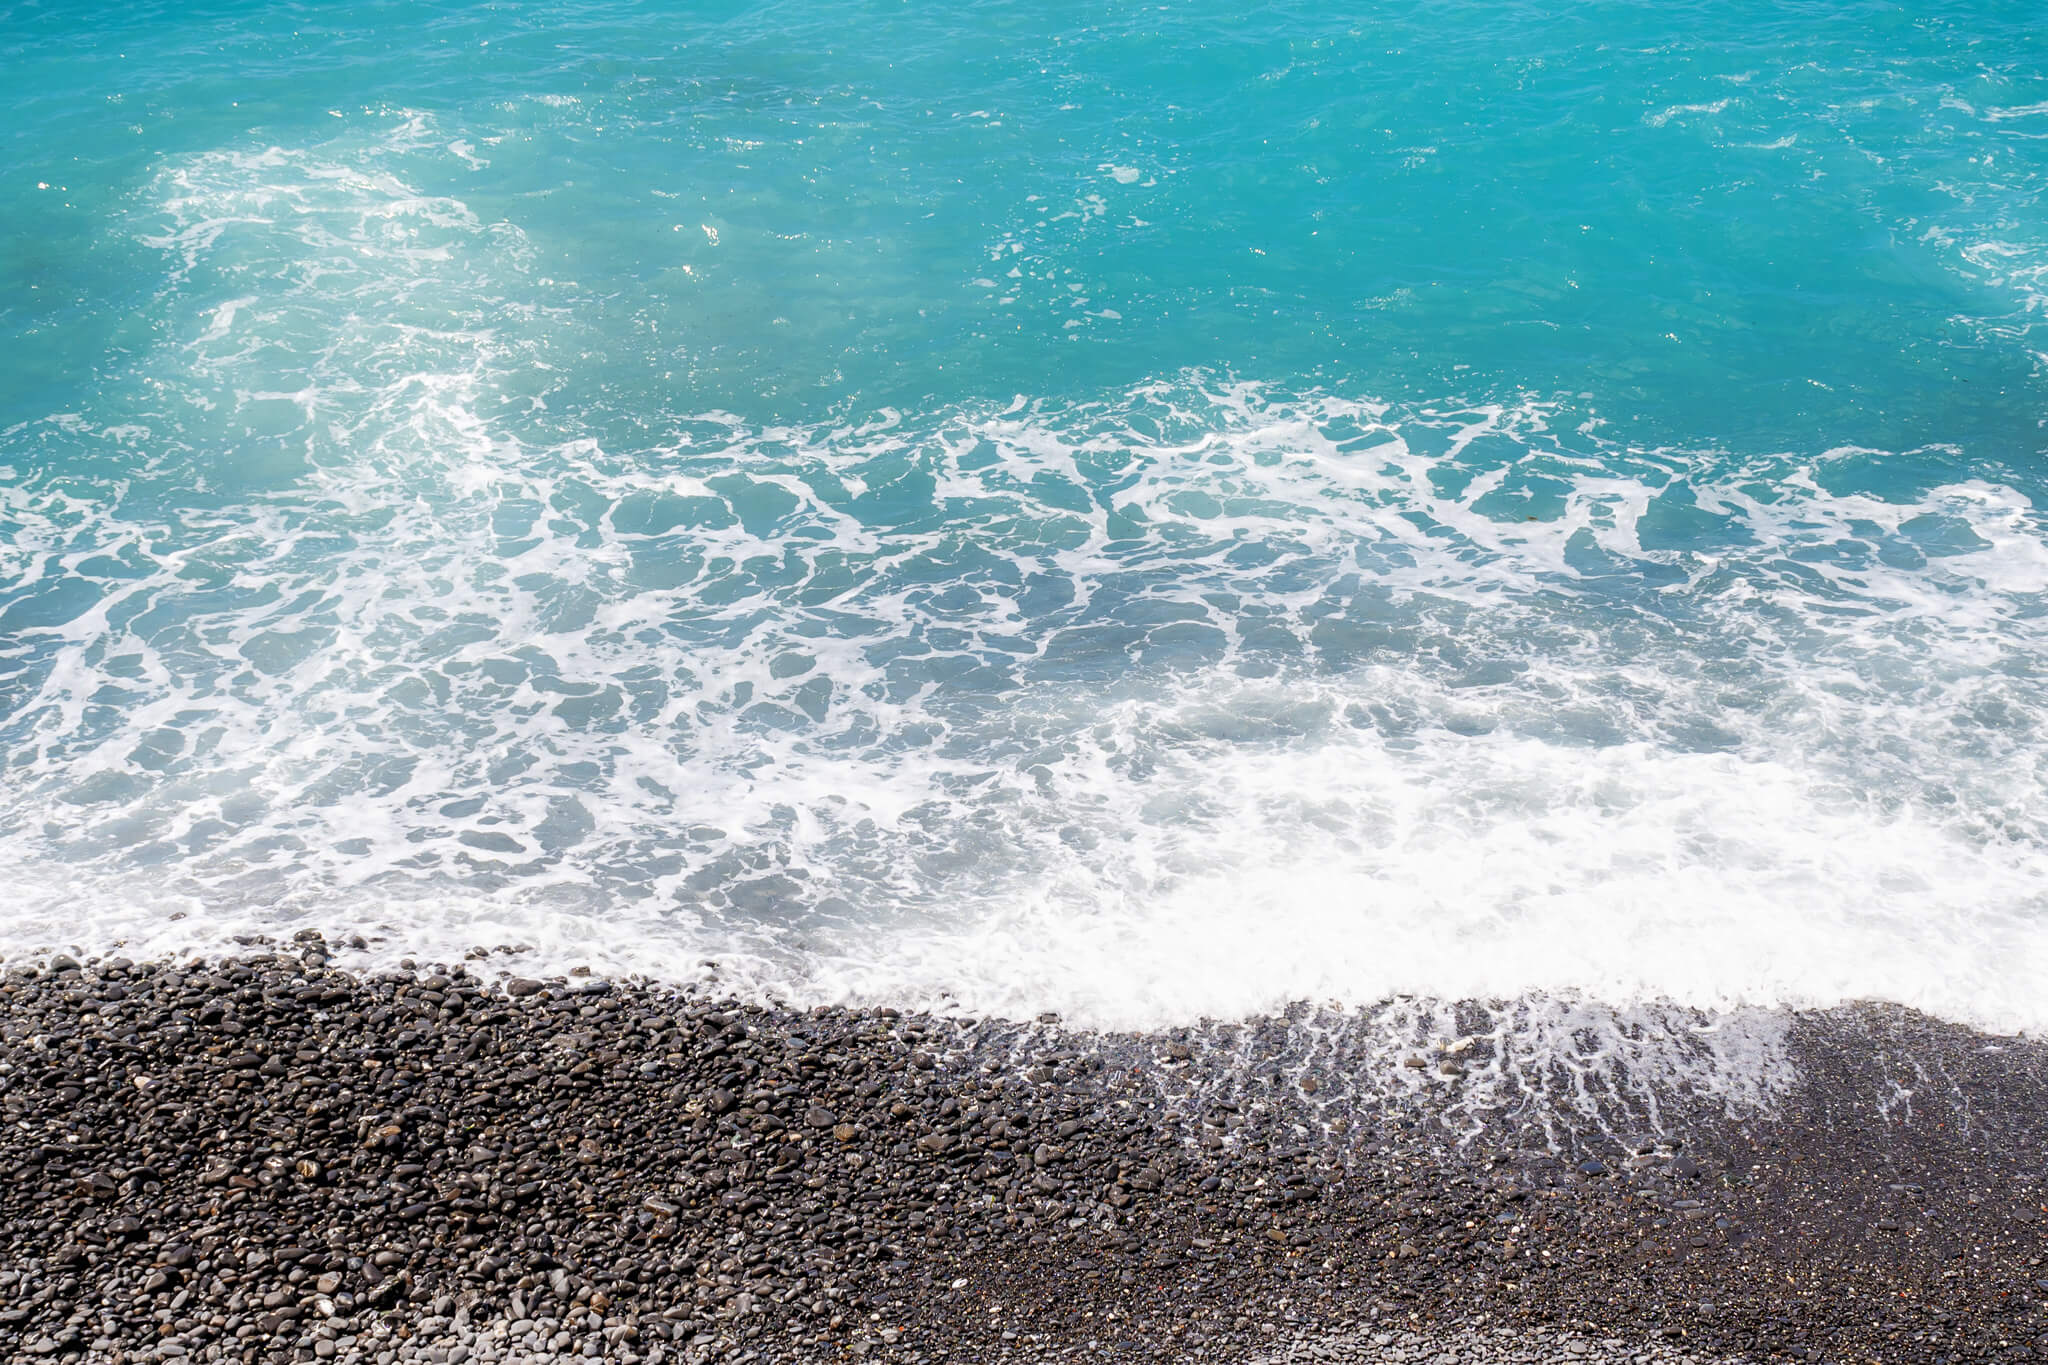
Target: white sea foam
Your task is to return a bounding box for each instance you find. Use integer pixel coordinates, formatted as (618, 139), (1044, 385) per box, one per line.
(2, 117), (2046, 1043)
(1645, 98), (1733, 128)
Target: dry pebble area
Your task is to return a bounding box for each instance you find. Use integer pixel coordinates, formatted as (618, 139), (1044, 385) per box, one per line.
(1, 939), (2044, 1364)
(37, 1321), (1743, 1365)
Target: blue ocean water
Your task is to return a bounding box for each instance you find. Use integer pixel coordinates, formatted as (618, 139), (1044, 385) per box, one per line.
(2, 0), (2045, 1030)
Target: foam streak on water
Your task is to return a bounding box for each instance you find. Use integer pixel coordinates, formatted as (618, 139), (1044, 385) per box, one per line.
(2, 114), (2045, 1035)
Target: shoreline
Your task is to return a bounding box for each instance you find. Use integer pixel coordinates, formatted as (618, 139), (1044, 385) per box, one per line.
(1, 943), (2044, 1362)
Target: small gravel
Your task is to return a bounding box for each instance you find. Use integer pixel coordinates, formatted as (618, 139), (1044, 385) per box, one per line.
(2, 940), (2044, 1363)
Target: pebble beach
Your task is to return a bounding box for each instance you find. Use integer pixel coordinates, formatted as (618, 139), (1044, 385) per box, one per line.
(9, 3), (2048, 1362)
(3, 941), (2043, 1364)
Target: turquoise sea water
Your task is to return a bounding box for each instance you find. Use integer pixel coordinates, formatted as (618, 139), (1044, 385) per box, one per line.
(3, 0), (2046, 1029)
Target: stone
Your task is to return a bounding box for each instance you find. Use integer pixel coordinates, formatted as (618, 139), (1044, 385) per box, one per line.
(0, 946), (2032, 1365)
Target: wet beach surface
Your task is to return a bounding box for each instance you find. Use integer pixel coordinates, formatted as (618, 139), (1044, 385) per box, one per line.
(2, 942), (2044, 1363)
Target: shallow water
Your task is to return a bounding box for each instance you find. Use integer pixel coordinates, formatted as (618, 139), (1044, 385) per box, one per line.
(3, 0), (2046, 1032)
